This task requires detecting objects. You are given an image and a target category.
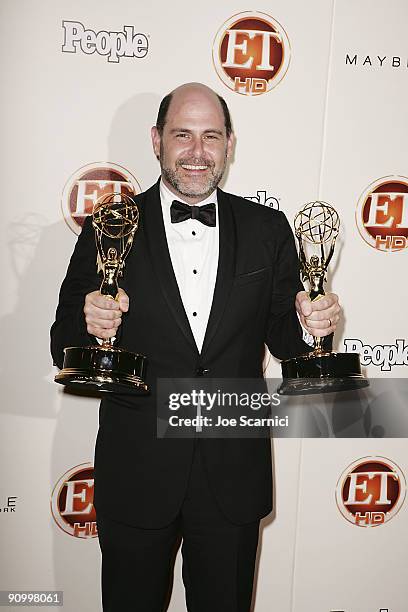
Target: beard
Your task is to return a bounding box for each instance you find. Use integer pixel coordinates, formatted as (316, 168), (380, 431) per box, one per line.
(160, 149), (227, 200)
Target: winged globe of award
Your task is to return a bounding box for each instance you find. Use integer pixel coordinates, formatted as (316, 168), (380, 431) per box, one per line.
(279, 201), (368, 395)
(55, 192), (148, 393)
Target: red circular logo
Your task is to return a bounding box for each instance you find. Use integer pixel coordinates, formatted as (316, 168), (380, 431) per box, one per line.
(356, 176), (408, 252)
(212, 12), (290, 96)
(61, 162), (141, 235)
(51, 463), (97, 538)
(336, 457), (406, 527)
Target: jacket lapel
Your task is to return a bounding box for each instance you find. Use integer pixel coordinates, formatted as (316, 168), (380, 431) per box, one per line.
(201, 189), (236, 355)
(142, 181), (198, 353)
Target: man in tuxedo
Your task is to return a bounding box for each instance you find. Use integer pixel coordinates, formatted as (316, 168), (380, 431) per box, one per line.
(51, 82), (340, 611)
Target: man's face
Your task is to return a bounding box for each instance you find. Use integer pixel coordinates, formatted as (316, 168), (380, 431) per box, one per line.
(151, 87), (234, 204)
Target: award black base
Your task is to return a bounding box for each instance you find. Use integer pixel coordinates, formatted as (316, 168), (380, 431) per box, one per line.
(54, 345), (148, 394)
(278, 351), (368, 396)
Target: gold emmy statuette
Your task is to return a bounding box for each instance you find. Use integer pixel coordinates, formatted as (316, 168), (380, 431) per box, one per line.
(55, 193), (148, 393)
(279, 201), (368, 395)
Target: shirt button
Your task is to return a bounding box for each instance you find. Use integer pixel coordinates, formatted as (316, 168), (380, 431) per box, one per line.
(193, 312), (197, 317)
(193, 269), (197, 274)
(192, 231), (196, 236)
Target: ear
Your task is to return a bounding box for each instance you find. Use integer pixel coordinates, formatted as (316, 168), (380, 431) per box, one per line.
(151, 126), (161, 159)
(226, 132), (235, 159)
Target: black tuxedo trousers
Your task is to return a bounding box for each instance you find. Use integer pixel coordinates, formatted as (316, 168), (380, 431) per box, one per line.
(96, 439), (261, 612)
(51, 182), (313, 529)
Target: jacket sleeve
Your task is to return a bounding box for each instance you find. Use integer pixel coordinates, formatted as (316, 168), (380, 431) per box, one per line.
(50, 216), (100, 369)
(265, 211), (332, 360)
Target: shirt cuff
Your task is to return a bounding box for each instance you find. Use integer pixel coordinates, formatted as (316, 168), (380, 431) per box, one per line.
(297, 311), (314, 346)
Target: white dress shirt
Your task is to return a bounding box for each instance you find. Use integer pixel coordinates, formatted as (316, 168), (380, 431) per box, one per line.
(160, 180), (219, 353)
(160, 181), (313, 351)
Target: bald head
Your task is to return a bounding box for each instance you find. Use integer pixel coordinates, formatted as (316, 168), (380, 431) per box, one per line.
(156, 82), (232, 138)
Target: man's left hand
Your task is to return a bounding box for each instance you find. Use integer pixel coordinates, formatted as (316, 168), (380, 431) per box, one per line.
(295, 291), (341, 337)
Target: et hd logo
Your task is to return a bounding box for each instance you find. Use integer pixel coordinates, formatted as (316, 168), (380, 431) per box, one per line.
(51, 463), (97, 538)
(212, 12), (291, 95)
(61, 162), (141, 235)
(356, 176), (408, 252)
(336, 457), (406, 527)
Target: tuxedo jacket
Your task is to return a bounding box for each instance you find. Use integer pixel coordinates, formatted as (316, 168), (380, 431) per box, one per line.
(51, 181), (316, 528)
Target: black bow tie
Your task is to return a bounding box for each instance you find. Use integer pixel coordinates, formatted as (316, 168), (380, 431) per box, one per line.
(170, 200), (216, 227)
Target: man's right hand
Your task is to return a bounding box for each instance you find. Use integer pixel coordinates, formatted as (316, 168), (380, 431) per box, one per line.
(84, 288), (129, 339)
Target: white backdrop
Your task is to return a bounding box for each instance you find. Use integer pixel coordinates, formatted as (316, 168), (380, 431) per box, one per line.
(1, 1), (407, 611)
